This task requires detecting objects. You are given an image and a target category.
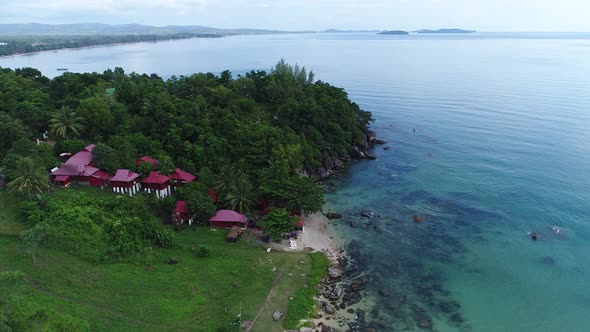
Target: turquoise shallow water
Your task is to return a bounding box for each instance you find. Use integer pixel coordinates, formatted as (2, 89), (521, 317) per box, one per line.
(2, 32), (590, 331)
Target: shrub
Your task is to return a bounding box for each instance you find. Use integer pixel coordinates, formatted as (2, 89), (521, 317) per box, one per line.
(198, 244), (211, 257)
(0, 270), (26, 282)
(153, 228), (176, 248)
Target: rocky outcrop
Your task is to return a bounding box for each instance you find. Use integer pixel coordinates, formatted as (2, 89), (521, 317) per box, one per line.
(326, 212), (343, 220)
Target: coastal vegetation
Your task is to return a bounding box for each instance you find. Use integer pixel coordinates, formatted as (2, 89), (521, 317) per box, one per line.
(0, 34), (220, 57)
(0, 60), (372, 330)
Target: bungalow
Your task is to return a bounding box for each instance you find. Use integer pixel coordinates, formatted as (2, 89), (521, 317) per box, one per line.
(209, 210), (248, 228)
(110, 169), (141, 196)
(135, 156), (158, 167)
(170, 168), (196, 186)
(172, 201), (194, 225)
(51, 144), (106, 186)
(142, 171), (171, 198)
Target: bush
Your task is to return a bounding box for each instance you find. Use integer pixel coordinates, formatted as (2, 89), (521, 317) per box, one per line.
(0, 271), (26, 283)
(198, 244), (211, 257)
(153, 228), (176, 248)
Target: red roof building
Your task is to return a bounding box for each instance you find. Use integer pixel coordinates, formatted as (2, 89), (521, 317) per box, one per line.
(142, 171), (171, 198)
(170, 168), (196, 186)
(172, 201), (194, 225)
(50, 144), (106, 186)
(292, 214), (305, 229)
(135, 156), (159, 167)
(110, 169), (141, 196)
(209, 210), (248, 228)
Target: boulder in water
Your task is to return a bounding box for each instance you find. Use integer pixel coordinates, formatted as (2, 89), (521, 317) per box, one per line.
(326, 212), (343, 220)
(413, 215), (424, 223)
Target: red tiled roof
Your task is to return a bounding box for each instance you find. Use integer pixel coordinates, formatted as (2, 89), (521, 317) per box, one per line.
(209, 210), (247, 223)
(135, 156), (158, 166)
(84, 144), (96, 152)
(171, 168), (196, 183)
(54, 175), (70, 182)
(51, 150), (94, 176)
(141, 171), (171, 184)
(111, 169), (140, 182)
(174, 201), (190, 214)
(90, 170), (110, 180)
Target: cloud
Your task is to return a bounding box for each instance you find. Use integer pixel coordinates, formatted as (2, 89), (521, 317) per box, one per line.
(0, 0), (589, 31)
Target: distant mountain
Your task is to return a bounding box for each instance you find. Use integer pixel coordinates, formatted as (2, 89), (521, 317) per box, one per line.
(414, 28), (475, 34)
(0, 23), (292, 36)
(378, 30), (409, 35)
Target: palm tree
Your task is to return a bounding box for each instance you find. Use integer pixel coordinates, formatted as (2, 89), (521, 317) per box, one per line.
(224, 177), (256, 214)
(49, 106), (85, 140)
(6, 157), (48, 198)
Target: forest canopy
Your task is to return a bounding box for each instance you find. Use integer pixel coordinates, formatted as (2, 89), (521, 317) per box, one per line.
(0, 60), (373, 212)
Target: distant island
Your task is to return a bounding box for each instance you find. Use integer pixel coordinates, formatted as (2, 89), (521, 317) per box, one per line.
(415, 28), (475, 34)
(378, 30), (409, 35)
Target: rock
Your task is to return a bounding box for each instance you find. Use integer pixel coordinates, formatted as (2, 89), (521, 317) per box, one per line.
(350, 278), (368, 292)
(413, 215), (424, 223)
(356, 308), (366, 321)
(166, 257), (179, 264)
(272, 310), (284, 321)
(364, 152), (377, 160)
(328, 286), (344, 300)
(300, 328), (314, 332)
(361, 211), (376, 218)
(417, 318), (432, 329)
(541, 256), (556, 265)
(328, 267), (344, 279)
(347, 308), (355, 314)
(324, 305), (336, 314)
(450, 313), (464, 323)
(333, 157), (345, 169)
(326, 212), (343, 220)
(383, 146), (391, 150)
(374, 139), (386, 145)
(323, 156), (335, 170)
(318, 167), (331, 179)
(350, 147), (366, 159)
(339, 303), (346, 309)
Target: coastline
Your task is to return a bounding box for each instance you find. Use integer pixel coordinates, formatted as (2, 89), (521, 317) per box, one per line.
(0, 36), (213, 59)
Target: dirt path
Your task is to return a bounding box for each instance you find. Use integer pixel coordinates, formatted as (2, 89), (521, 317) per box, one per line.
(23, 276), (171, 330)
(246, 270), (286, 332)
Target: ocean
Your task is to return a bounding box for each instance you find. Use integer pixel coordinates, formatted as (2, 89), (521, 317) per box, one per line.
(2, 32), (590, 331)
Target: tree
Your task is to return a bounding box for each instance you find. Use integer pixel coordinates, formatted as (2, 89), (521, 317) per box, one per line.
(224, 177), (256, 214)
(214, 163), (245, 198)
(49, 106), (85, 140)
(260, 175), (324, 214)
(259, 208), (297, 241)
(0, 112), (27, 160)
(92, 144), (119, 173)
(20, 223), (48, 263)
(6, 157), (48, 198)
(267, 59), (314, 101)
(177, 182), (215, 224)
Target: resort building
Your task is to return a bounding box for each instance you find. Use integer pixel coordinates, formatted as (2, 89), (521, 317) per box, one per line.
(172, 201), (194, 225)
(110, 169), (141, 196)
(209, 210), (248, 228)
(50, 144), (109, 187)
(141, 171), (172, 198)
(170, 168), (196, 186)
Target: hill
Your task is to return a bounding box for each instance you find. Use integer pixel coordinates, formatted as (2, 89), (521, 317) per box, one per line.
(0, 23), (291, 36)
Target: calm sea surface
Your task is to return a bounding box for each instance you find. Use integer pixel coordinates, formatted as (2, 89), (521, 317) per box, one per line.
(2, 32), (590, 331)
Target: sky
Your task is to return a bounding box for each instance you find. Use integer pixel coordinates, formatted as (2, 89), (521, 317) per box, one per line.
(0, 0), (589, 32)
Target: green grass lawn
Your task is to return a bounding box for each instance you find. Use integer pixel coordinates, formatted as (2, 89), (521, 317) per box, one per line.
(0, 189), (312, 332)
